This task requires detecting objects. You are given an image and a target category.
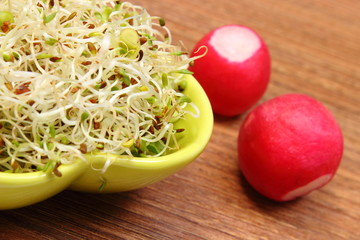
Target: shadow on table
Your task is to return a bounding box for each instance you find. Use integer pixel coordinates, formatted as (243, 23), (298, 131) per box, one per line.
(238, 172), (302, 210)
(0, 190), (139, 238)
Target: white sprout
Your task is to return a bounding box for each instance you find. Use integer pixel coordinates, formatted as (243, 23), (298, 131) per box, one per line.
(0, 0), (202, 174)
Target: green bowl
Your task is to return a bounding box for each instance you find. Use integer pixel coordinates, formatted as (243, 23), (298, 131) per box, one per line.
(0, 160), (86, 210)
(0, 75), (213, 209)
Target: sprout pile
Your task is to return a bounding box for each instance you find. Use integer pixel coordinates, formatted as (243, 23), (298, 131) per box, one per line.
(0, 0), (200, 175)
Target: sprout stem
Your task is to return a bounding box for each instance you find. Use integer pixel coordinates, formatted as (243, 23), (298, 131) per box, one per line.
(0, 0), (200, 174)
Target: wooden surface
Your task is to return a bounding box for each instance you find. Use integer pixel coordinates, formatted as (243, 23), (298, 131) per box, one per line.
(1, 0), (359, 239)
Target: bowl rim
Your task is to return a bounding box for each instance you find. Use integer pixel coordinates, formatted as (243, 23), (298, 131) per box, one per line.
(0, 159), (86, 185)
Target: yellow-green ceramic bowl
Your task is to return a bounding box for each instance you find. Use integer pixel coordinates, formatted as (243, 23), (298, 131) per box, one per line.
(0, 75), (213, 209)
(69, 75), (213, 192)
(0, 160), (86, 210)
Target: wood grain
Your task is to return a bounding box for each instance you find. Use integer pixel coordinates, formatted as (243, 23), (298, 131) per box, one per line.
(1, 0), (359, 239)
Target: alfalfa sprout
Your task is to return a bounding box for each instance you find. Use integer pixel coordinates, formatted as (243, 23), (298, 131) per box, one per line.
(0, 0), (203, 175)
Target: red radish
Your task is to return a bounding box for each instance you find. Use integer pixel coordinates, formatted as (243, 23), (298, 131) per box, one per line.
(237, 94), (343, 201)
(189, 24), (271, 116)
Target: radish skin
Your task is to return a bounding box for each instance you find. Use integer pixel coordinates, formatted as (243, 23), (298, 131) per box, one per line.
(237, 94), (343, 201)
(189, 25), (271, 116)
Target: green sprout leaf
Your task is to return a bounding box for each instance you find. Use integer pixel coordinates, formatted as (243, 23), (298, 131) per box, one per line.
(94, 12), (102, 21)
(42, 160), (56, 174)
(122, 139), (134, 148)
(118, 28), (140, 59)
(99, 178), (107, 192)
(49, 125), (56, 138)
(0, 11), (14, 32)
(175, 69), (193, 75)
(45, 38), (58, 46)
(11, 140), (20, 148)
(2, 53), (13, 62)
(177, 80), (187, 91)
(159, 18), (165, 27)
(60, 136), (70, 145)
(146, 96), (157, 104)
(81, 111), (90, 121)
(162, 73), (168, 87)
(147, 141), (164, 154)
(43, 12), (57, 24)
(178, 95), (192, 104)
(102, 6), (113, 21)
(37, 53), (53, 59)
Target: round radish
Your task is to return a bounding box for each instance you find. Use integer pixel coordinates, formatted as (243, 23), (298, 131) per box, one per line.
(189, 24), (271, 116)
(237, 94), (343, 201)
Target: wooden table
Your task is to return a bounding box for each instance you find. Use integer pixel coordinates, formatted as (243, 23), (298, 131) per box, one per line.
(1, 0), (359, 239)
